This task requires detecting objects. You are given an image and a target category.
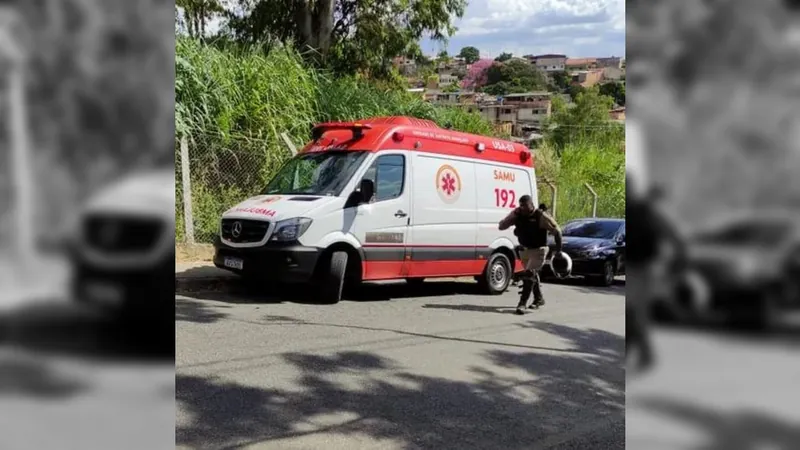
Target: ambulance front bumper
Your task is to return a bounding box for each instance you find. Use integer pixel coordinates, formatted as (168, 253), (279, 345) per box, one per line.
(213, 237), (320, 283)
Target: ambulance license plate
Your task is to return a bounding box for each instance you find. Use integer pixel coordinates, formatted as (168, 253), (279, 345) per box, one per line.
(224, 257), (244, 270)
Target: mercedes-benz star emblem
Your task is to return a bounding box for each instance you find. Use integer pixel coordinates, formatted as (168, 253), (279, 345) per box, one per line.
(231, 221), (242, 238)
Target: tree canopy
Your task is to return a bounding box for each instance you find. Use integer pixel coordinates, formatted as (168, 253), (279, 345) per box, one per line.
(598, 81), (625, 106)
(548, 70), (572, 91)
(481, 59), (546, 95)
(494, 52), (513, 62)
(176, 0), (225, 38)
(546, 87), (622, 152)
(458, 46), (480, 64)
(221, 0), (467, 78)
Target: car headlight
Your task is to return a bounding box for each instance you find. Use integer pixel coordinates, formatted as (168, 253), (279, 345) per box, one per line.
(584, 247), (611, 258)
(271, 217), (312, 242)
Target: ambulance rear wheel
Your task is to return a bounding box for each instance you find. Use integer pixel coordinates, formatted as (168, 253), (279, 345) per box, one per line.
(479, 253), (512, 295)
(320, 251), (348, 304)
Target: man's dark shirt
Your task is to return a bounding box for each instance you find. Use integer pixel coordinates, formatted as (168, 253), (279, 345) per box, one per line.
(626, 195), (665, 263)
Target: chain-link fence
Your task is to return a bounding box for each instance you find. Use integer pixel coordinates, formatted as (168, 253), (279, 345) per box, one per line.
(176, 131), (297, 244)
(176, 130), (622, 245)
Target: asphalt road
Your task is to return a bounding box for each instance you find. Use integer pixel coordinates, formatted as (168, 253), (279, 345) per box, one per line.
(0, 300), (175, 450)
(627, 323), (800, 450)
(176, 277), (625, 450)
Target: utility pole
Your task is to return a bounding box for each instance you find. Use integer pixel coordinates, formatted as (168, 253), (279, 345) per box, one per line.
(0, 8), (34, 269)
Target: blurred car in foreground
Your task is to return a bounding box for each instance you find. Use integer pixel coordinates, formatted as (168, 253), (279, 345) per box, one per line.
(543, 218), (626, 286)
(679, 210), (800, 328)
(69, 169), (175, 326)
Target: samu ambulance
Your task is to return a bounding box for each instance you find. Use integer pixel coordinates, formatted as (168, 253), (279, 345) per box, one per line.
(213, 116), (537, 303)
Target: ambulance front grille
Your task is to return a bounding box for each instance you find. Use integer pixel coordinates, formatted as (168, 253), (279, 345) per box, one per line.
(221, 219), (269, 243)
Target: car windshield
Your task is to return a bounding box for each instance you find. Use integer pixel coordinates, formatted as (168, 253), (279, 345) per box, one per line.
(263, 151), (369, 196)
(696, 221), (791, 247)
(562, 220), (622, 239)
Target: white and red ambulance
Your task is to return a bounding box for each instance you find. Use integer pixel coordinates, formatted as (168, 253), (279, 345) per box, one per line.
(213, 116), (537, 303)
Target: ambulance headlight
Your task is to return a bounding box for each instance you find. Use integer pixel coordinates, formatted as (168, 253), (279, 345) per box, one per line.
(271, 218), (313, 242)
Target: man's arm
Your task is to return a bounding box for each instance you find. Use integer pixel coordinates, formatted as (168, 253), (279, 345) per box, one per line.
(498, 209), (518, 230)
(539, 212), (563, 250)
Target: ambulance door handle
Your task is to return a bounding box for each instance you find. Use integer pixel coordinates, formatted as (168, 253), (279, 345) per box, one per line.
(394, 210), (408, 218)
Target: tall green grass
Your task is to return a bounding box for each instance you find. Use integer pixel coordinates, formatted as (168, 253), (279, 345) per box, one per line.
(176, 37), (624, 242)
(535, 140), (625, 223)
(176, 37), (500, 241)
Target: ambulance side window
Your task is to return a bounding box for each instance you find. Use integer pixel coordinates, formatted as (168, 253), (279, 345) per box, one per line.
(361, 155), (405, 202)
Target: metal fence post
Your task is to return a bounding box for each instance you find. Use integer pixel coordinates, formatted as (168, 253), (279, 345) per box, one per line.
(584, 182), (598, 217)
(180, 135), (195, 244)
(545, 180), (557, 219)
(280, 132), (298, 156)
(3, 11), (34, 268)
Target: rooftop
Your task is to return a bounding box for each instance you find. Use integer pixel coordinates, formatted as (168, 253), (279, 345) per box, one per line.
(502, 92), (551, 98)
(566, 58), (598, 66)
(530, 54), (567, 59)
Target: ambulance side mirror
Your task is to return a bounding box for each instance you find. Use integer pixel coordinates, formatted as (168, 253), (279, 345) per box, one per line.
(359, 179), (375, 204)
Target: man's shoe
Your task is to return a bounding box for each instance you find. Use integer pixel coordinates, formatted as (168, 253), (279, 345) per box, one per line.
(530, 299), (545, 309)
(515, 307), (525, 315)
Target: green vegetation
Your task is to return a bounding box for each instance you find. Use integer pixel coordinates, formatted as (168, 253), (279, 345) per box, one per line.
(176, 37), (624, 243)
(458, 46), (480, 64)
(176, 37), (494, 241)
(548, 71), (572, 92)
(599, 81), (625, 106)
(537, 88), (625, 221)
(482, 59), (547, 95)
(182, 0), (466, 81)
(494, 52), (513, 62)
(547, 87), (624, 152)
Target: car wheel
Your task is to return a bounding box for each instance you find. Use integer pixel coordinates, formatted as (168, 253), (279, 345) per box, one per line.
(479, 252), (513, 295)
(320, 251), (348, 304)
(597, 260), (615, 287)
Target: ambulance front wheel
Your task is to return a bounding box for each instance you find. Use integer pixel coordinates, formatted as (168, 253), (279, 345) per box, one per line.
(479, 252), (513, 295)
(319, 251), (348, 304)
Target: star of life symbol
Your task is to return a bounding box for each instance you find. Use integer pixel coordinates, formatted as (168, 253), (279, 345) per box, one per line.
(435, 165), (461, 203)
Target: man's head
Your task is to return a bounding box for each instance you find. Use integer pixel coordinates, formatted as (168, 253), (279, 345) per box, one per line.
(519, 195), (534, 214)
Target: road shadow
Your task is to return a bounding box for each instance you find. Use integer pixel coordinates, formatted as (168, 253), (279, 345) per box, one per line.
(630, 396), (800, 449)
(1, 301), (174, 363)
(0, 354), (89, 399)
(176, 296), (232, 323)
(352, 280), (484, 301)
(654, 319), (800, 348)
(179, 278), (491, 307)
(421, 303), (521, 315)
(176, 323), (625, 449)
(543, 275), (626, 295)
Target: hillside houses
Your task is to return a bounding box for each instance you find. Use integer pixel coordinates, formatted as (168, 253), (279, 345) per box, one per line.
(395, 50), (625, 138)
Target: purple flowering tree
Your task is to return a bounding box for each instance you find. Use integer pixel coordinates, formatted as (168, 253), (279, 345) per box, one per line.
(460, 58), (493, 90)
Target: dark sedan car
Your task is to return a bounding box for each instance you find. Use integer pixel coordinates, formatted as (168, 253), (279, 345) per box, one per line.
(679, 210), (800, 327)
(544, 218), (626, 286)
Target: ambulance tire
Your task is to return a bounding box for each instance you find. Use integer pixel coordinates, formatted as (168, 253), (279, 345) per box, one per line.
(479, 252), (513, 295)
(320, 251), (348, 304)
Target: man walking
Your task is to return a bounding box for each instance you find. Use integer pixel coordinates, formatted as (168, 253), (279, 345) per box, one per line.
(499, 196), (563, 315)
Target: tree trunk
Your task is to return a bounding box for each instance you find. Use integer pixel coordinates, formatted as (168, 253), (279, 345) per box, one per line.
(314, 0), (335, 57)
(199, 3), (206, 38)
(295, 0), (314, 50)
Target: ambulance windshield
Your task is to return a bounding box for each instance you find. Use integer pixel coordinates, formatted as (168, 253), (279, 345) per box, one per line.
(263, 151), (369, 196)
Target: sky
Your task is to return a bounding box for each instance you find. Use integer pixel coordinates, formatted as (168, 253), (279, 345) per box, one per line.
(420, 0), (625, 59)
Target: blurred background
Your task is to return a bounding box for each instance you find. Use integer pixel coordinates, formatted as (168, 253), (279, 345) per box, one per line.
(627, 0), (800, 448)
(0, 0), (174, 449)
